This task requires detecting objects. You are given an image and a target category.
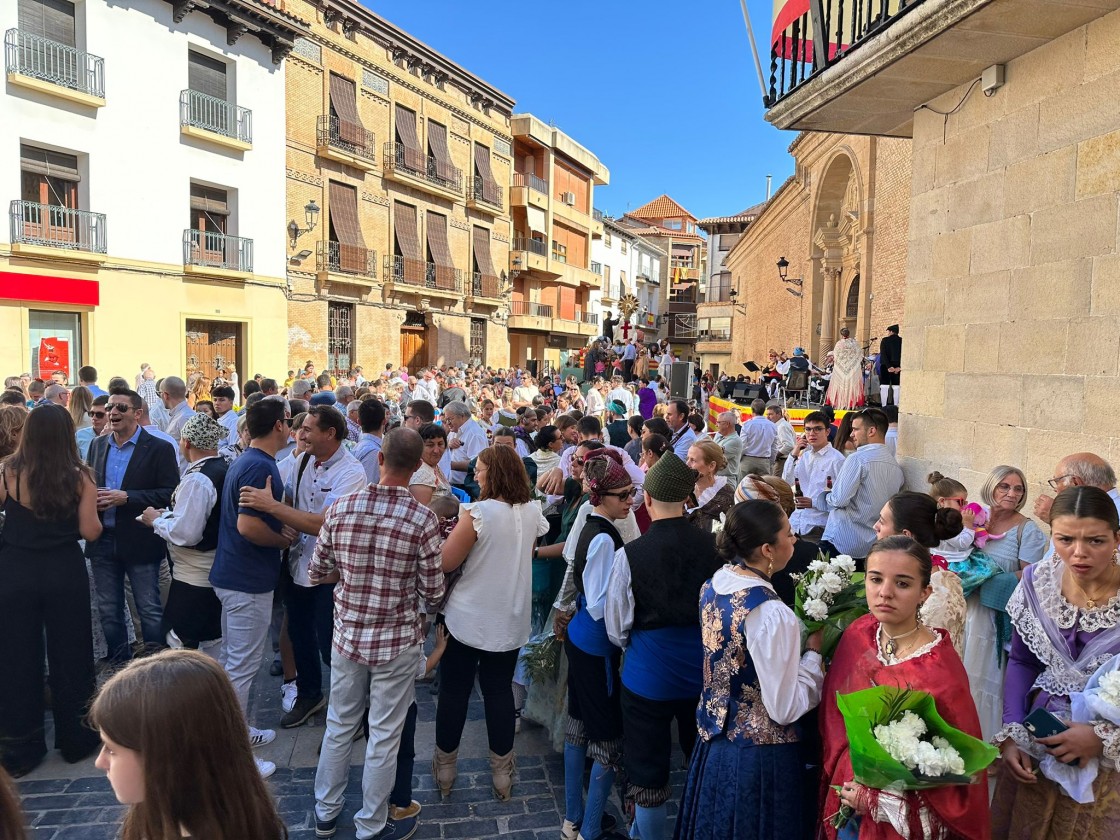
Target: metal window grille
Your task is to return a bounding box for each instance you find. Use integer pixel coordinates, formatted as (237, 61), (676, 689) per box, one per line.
(327, 302), (353, 376)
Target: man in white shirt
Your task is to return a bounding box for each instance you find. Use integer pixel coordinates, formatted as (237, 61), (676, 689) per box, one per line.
(622, 340), (637, 382)
(766, 404), (797, 477)
(237, 405), (367, 729)
(160, 376), (196, 471)
(351, 399), (387, 484)
(712, 411), (743, 482)
(212, 385), (240, 441)
(443, 400), (488, 487)
(784, 411), (846, 543)
(738, 399), (776, 477)
(607, 376), (633, 416)
(665, 399), (695, 459)
(413, 369), (439, 405)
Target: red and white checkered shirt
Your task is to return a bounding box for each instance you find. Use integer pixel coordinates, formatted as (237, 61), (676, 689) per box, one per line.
(310, 484), (445, 667)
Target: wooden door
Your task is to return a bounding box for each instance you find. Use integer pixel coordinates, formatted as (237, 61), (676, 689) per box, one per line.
(185, 320), (242, 381)
(400, 328), (427, 371)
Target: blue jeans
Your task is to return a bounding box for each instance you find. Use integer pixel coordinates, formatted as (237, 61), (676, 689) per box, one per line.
(88, 532), (164, 663)
(285, 580), (334, 702)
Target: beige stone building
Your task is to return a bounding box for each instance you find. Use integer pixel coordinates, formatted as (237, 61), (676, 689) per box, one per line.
(765, 0), (1120, 495)
(721, 132), (911, 369)
(283, 0), (514, 374)
(506, 115), (609, 372)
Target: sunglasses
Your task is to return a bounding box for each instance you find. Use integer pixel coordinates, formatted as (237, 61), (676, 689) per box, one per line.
(106, 403), (133, 413)
(89, 410), (107, 418)
(601, 488), (637, 501)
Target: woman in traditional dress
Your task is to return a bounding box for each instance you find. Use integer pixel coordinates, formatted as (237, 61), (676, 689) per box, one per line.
(823, 535), (990, 839)
(684, 441), (734, 533)
(963, 465), (1048, 740)
(992, 486), (1120, 837)
(673, 500), (825, 839)
(825, 328), (866, 410)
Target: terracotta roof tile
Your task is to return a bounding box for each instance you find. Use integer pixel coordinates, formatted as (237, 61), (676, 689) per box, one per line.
(629, 194), (696, 222)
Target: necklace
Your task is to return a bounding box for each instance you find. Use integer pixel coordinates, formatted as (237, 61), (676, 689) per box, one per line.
(1068, 567), (1120, 610)
(880, 623), (921, 659)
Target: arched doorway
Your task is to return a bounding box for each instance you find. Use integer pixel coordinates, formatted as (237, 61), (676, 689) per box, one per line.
(810, 151), (864, 358)
(840, 273), (860, 337)
(400, 311), (428, 370)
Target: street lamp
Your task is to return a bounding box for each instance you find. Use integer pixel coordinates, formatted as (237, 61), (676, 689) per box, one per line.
(776, 256), (803, 286)
(287, 200), (320, 249)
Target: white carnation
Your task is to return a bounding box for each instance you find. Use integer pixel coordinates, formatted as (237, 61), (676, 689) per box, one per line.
(831, 554), (857, 575)
(808, 558), (829, 573)
(819, 571), (844, 595)
(932, 737), (965, 775)
(1100, 671), (1120, 708)
(807, 582), (825, 600)
(803, 598), (829, 621)
(914, 740), (948, 777)
(874, 712), (964, 779)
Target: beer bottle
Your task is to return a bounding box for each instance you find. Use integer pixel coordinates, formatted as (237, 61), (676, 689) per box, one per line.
(794, 477), (803, 497)
(825, 475), (833, 491)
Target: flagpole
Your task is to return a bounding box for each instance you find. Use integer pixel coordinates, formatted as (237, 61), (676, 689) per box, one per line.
(739, 0), (770, 103)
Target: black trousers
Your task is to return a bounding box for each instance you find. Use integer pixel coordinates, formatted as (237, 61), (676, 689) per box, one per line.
(435, 632), (519, 755)
(620, 684), (698, 792)
(622, 359), (635, 382)
(0, 544), (99, 768)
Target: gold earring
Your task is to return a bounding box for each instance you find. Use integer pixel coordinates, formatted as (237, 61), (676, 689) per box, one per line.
(767, 559), (773, 576)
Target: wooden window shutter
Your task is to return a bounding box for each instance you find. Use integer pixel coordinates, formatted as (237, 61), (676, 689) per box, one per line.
(329, 181), (367, 273)
(20, 144), (79, 180)
(18, 0), (75, 46)
(473, 144), (500, 205)
(328, 73), (365, 145)
(188, 50), (227, 100)
(426, 211), (456, 290)
(394, 105), (425, 173)
(427, 121), (457, 184)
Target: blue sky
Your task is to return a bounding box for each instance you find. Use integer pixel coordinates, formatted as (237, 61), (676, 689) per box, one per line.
(364, 0), (797, 221)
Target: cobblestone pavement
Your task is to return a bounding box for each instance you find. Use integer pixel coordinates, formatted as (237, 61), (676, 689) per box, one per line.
(16, 658), (684, 839)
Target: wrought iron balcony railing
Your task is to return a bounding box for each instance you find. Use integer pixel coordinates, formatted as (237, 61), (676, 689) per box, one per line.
(318, 241), (376, 277)
(512, 236), (547, 257)
(704, 283), (733, 303)
(697, 328), (732, 342)
(580, 310), (599, 326)
(11, 201), (106, 253)
(181, 89), (252, 143)
(511, 300), (553, 318)
(768, 0), (927, 106)
(384, 142), (462, 192)
(593, 208), (605, 221)
(590, 261), (602, 275)
(4, 29), (104, 99)
(512, 172), (549, 194)
(385, 254), (461, 292)
(471, 272), (501, 298)
(470, 175), (503, 211)
(317, 115), (376, 162)
(183, 229), (253, 272)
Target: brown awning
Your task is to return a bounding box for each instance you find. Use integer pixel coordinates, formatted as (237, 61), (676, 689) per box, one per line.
(20, 144), (79, 181)
(328, 73), (365, 146)
(329, 181), (367, 273)
(472, 226), (496, 277)
(190, 183), (228, 215)
(671, 244), (692, 257)
(394, 105), (426, 173)
(427, 120), (458, 185)
(473, 144), (500, 205)
(426, 211), (456, 290)
(394, 202), (423, 284)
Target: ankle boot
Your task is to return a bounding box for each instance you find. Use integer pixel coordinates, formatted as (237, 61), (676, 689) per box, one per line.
(489, 749), (516, 801)
(431, 747), (458, 798)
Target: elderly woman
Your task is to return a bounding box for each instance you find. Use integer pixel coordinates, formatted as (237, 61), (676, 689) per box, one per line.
(409, 423), (454, 510)
(434, 446), (549, 801)
(685, 440), (735, 533)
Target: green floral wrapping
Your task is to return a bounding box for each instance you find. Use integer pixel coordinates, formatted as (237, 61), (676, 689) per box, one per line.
(794, 572), (867, 659)
(836, 686), (998, 791)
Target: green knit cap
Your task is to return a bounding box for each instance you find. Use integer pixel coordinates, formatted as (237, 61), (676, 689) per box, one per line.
(644, 451), (698, 503)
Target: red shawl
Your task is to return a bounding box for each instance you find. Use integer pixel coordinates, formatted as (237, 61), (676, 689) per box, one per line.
(818, 614), (990, 840)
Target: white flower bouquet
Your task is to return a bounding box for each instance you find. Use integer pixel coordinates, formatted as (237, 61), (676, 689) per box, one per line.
(830, 686), (998, 828)
(792, 551), (867, 658)
(1074, 654), (1120, 726)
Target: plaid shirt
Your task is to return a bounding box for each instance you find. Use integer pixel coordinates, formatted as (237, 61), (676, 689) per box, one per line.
(310, 484), (444, 666)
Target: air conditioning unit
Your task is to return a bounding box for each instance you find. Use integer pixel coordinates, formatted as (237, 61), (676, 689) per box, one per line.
(561, 191), (576, 206)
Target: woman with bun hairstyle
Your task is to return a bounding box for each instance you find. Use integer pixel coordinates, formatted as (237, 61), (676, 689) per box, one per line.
(673, 499), (825, 839)
(873, 492), (968, 655)
(90, 649), (286, 840)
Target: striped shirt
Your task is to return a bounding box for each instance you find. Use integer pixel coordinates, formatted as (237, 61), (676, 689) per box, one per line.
(813, 443), (904, 557)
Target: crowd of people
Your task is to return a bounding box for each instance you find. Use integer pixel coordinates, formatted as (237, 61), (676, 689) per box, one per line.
(0, 357), (1118, 840)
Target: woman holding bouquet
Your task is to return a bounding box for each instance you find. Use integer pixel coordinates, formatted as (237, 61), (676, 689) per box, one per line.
(823, 536), (990, 839)
(992, 485), (1120, 836)
(673, 500), (826, 839)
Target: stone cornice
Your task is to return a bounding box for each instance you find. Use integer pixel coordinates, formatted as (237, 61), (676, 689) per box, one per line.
(166, 0), (310, 64)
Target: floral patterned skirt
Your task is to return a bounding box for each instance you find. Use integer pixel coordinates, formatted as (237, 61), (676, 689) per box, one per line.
(992, 765), (1120, 840)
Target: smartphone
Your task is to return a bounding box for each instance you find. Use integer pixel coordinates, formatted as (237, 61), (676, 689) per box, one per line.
(1024, 707), (1068, 740)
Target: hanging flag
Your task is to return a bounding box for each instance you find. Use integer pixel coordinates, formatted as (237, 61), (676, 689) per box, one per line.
(770, 0), (901, 61)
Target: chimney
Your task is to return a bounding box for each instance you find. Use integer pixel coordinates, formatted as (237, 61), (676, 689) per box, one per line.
(765, 174), (772, 201)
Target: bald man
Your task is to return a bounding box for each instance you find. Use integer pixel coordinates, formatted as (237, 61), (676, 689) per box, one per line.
(1035, 452), (1120, 524)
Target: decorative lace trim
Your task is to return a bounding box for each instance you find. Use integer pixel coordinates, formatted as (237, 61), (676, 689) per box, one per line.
(872, 790), (912, 839)
(995, 721), (1119, 770)
(1095, 721), (1120, 764)
(1008, 556), (1120, 697)
(875, 624), (944, 666)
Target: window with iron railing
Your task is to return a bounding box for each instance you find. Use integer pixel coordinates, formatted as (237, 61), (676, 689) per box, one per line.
(5, 29), (104, 98)
(512, 236), (547, 257)
(511, 300), (553, 318)
(183, 229), (253, 272)
(512, 171), (548, 194)
(11, 200), (106, 253)
(181, 89), (252, 143)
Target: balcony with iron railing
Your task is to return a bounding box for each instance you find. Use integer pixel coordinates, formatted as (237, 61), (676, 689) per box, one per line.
(593, 208), (605, 221)
(513, 236), (548, 257)
(703, 280), (734, 303)
(511, 300), (553, 318)
(512, 171), (549, 194)
(180, 90), (252, 150)
(10, 201), (107, 260)
(316, 115), (377, 170)
(468, 175), (503, 213)
(697, 327), (732, 343)
(590, 261), (602, 275)
(317, 241), (377, 284)
(183, 229), (253, 277)
(385, 254), (462, 294)
(510, 171), (549, 211)
(471, 271), (501, 299)
(383, 142), (463, 200)
(4, 28), (105, 106)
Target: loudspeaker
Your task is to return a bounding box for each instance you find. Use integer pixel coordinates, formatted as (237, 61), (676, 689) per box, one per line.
(668, 361), (693, 401)
(525, 359), (539, 379)
(732, 383), (767, 403)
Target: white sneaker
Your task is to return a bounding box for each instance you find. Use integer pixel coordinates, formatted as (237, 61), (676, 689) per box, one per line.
(249, 726), (276, 748)
(255, 757), (276, 779)
(281, 681), (298, 714)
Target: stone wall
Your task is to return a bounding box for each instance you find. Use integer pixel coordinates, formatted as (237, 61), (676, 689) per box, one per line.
(869, 139), (912, 339)
(899, 7), (1120, 498)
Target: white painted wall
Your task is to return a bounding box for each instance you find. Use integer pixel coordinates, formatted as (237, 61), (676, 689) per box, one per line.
(0, 0), (287, 278)
(590, 223), (631, 315)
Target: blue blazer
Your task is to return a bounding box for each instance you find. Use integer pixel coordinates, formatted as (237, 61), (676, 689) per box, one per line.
(87, 427), (179, 564)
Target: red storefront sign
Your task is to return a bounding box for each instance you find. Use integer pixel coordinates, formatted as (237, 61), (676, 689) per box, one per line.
(0, 271), (100, 306)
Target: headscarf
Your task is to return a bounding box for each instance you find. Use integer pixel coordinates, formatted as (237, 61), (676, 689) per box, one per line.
(181, 413), (225, 451)
(582, 449), (630, 506)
